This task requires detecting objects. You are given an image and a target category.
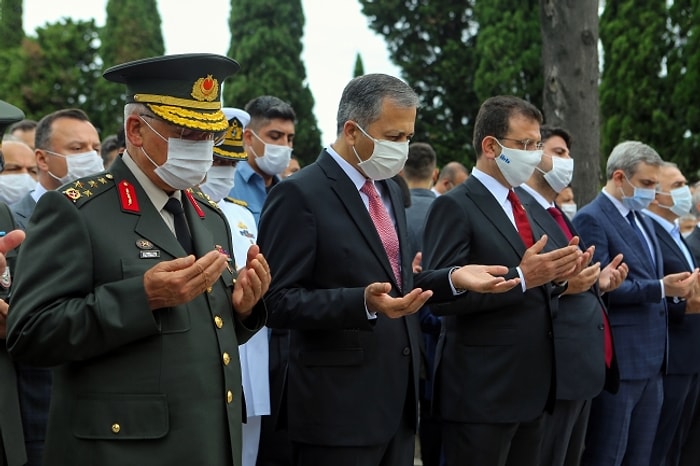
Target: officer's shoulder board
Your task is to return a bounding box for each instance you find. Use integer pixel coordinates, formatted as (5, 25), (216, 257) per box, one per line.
(223, 196), (248, 207)
(188, 187), (222, 212)
(61, 173), (115, 208)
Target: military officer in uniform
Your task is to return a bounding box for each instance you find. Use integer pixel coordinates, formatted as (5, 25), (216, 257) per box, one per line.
(0, 99), (28, 466)
(6, 54), (269, 466)
(200, 107), (271, 466)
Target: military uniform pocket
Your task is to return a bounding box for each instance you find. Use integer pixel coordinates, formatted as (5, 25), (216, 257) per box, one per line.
(72, 393), (169, 440)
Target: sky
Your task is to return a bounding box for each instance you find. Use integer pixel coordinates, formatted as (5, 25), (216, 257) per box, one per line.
(23, 0), (401, 145)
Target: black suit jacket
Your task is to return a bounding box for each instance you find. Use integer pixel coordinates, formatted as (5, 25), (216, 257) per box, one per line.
(257, 150), (455, 446)
(649, 218), (700, 374)
(422, 175), (556, 423)
(516, 187), (619, 398)
(685, 225), (700, 265)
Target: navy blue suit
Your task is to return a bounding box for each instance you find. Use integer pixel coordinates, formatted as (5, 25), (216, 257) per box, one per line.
(573, 192), (666, 466)
(647, 216), (700, 466)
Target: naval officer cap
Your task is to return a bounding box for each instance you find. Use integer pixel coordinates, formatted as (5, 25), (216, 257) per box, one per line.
(103, 53), (240, 133)
(213, 107), (250, 161)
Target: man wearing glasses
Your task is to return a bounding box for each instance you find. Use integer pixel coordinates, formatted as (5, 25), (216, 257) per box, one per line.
(6, 54), (269, 466)
(423, 95), (588, 466)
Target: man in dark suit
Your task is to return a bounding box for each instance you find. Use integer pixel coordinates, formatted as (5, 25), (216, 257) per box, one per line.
(644, 162), (700, 466)
(515, 125), (625, 466)
(6, 54), (269, 466)
(257, 74), (520, 466)
(0, 99), (29, 466)
(422, 95), (588, 466)
(573, 141), (698, 466)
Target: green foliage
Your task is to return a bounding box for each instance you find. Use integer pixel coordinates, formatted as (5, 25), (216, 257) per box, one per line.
(359, 0), (541, 170)
(225, 0), (321, 165)
(0, 19), (102, 123)
(95, 0), (165, 138)
(354, 53), (365, 78)
(599, 0), (675, 170)
(0, 0), (23, 48)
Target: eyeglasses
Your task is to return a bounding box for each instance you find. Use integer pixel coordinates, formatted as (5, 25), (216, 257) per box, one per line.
(498, 137), (544, 151)
(139, 114), (225, 143)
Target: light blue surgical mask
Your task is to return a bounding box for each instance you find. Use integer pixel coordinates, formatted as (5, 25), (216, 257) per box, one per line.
(620, 174), (656, 211)
(658, 185), (693, 217)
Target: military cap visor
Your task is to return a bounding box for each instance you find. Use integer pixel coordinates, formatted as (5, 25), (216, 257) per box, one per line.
(103, 53), (240, 133)
(0, 100), (25, 170)
(214, 108), (250, 161)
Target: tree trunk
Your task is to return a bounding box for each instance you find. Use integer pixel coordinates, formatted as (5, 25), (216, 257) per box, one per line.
(540, 0), (600, 207)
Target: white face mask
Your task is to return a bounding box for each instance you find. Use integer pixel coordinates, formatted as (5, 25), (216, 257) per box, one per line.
(537, 155), (574, 193)
(559, 202), (577, 220)
(352, 123), (409, 180)
(620, 174), (656, 211)
(493, 139), (543, 187)
(0, 173), (36, 204)
(658, 185), (693, 217)
(46, 150), (105, 185)
(250, 131), (292, 176)
(200, 164), (236, 202)
(140, 116), (214, 190)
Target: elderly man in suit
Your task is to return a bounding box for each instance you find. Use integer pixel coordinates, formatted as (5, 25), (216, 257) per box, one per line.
(573, 141), (698, 466)
(257, 73), (521, 466)
(643, 162), (700, 466)
(422, 95), (589, 466)
(515, 125), (626, 466)
(6, 54), (269, 466)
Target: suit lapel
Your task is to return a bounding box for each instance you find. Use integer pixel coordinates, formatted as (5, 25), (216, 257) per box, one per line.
(318, 152), (399, 288)
(466, 177), (527, 257)
(516, 187), (566, 251)
(638, 213), (664, 277)
(597, 195), (655, 274)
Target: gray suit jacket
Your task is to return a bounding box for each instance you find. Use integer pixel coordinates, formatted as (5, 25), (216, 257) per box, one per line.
(10, 192), (37, 232)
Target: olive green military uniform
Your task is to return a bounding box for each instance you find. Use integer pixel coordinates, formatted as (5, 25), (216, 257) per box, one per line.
(6, 155), (265, 465)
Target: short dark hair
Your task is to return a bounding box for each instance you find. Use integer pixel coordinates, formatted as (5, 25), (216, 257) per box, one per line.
(404, 142), (436, 181)
(35, 108), (91, 150)
(472, 95), (543, 158)
(540, 125), (572, 150)
(8, 119), (37, 133)
(244, 96), (296, 131)
(100, 135), (120, 160)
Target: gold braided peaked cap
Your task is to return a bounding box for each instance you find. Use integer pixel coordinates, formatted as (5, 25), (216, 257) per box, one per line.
(0, 100), (25, 151)
(103, 53), (239, 132)
(213, 107), (250, 161)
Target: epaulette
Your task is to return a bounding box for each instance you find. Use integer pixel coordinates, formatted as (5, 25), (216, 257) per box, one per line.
(188, 187), (221, 211)
(224, 196), (248, 207)
(61, 173), (115, 207)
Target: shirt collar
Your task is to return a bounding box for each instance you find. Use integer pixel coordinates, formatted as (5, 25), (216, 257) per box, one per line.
(601, 187), (630, 217)
(326, 145), (369, 192)
(471, 167), (511, 208)
(643, 208), (676, 235)
(520, 183), (554, 210)
(122, 150), (176, 211)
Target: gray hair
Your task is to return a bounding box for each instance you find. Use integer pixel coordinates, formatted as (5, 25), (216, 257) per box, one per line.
(335, 73), (419, 136)
(605, 140), (663, 180)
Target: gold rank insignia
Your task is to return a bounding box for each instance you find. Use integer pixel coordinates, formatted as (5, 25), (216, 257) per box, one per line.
(63, 187), (81, 201)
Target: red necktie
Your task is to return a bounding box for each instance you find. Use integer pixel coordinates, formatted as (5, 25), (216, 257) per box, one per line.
(547, 206), (573, 241)
(547, 205), (613, 368)
(361, 180), (402, 289)
(507, 190), (534, 248)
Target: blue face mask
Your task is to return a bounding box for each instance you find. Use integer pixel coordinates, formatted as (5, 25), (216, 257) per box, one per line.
(620, 174), (655, 211)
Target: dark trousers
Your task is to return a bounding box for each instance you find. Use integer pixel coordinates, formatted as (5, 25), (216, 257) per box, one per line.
(539, 398), (591, 466)
(257, 329), (292, 466)
(418, 398), (444, 466)
(582, 375), (663, 466)
(291, 410), (414, 466)
(651, 373), (699, 466)
(442, 417), (544, 466)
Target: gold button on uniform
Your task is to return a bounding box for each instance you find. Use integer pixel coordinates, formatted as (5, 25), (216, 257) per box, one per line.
(222, 352), (231, 365)
(227, 390), (233, 404)
(214, 315), (223, 328)
(111, 423), (120, 434)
